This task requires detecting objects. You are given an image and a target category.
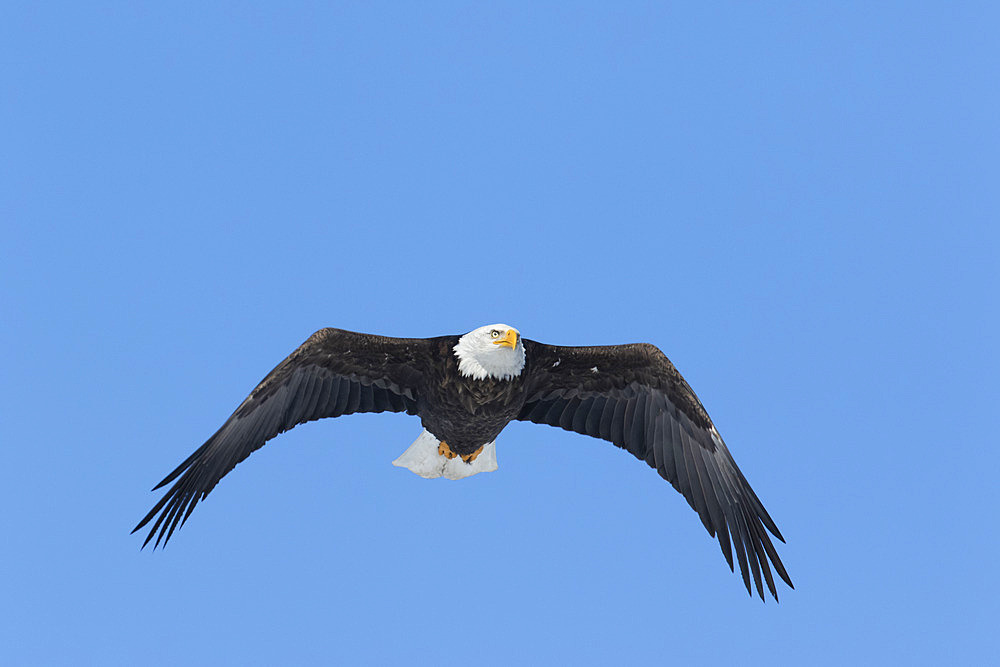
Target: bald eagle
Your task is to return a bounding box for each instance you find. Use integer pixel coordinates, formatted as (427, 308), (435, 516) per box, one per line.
(135, 325), (792, 601)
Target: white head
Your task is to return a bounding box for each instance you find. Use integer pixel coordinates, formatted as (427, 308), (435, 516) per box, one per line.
(453, 323), (526, 381)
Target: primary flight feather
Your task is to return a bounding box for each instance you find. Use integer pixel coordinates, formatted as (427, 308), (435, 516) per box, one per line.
(135, 324), (793, 601)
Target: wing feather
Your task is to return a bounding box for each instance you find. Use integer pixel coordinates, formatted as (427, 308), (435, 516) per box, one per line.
(344, 376), (361, 414)
(697, 445), (735, 571)
(585, 396), (606, 437)
(597, 397), (616, 440)
(670, 416), (691, 497)
(609, 398), (627, 445)
(517, 339), (792, 601)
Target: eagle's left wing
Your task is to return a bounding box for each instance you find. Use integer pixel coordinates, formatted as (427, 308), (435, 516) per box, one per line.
(517, 339), (792, 601)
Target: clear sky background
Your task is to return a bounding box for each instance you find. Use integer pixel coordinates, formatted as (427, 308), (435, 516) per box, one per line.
(3, 2), (997, 665)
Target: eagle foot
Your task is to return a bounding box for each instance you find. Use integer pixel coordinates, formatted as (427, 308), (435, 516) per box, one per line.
(461, 446), (484, 464)
(438, 441), (458, 459)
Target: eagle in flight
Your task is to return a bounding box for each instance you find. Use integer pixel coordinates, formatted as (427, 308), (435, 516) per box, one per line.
(135, 324), (793, 601)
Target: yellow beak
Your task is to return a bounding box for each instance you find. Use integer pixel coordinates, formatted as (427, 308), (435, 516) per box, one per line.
(494, 328), (520, 349)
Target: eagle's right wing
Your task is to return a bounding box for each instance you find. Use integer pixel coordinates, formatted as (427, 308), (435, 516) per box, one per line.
(133, 328), (433, 548)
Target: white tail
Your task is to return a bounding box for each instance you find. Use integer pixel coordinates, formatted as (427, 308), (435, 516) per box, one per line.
(392, 429), (498, 480)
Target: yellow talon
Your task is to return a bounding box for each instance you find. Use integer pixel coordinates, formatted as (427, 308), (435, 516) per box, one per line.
(437, 441), (483, 463)
(461, 446), (484, 464)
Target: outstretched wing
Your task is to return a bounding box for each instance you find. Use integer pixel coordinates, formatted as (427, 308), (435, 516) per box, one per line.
(518, 340), (792, 601)
(134, 328), (432, 548)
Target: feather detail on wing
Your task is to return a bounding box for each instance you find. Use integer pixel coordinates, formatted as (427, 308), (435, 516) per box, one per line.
(517, 340), (792, 601)
(132, 329), (431, 548)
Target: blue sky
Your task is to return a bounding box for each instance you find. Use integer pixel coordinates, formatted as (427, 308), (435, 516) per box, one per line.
(3, 2), (997, 664)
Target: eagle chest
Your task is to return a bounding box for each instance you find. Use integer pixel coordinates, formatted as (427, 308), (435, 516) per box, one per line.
(419, 373), (525, 449)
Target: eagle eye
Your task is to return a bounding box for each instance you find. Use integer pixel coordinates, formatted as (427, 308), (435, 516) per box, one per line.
(490, 330), (500, 338)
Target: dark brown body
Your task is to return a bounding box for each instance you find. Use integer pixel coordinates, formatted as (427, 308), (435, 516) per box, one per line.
(416, 338), (529, 455)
